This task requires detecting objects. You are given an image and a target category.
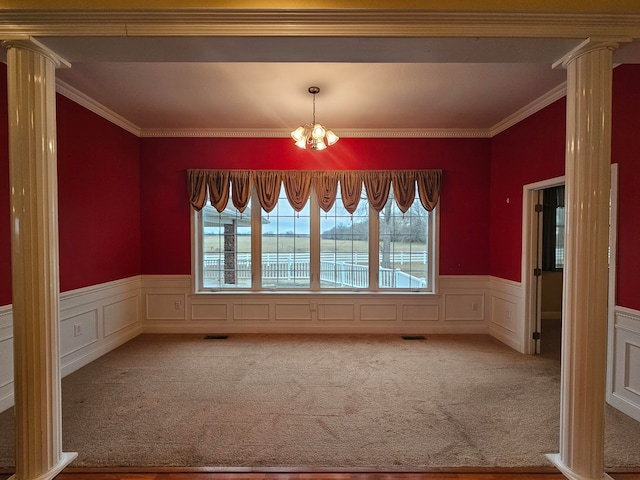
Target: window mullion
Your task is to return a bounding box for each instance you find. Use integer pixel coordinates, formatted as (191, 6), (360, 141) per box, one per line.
(310, 187), (320, 290)
(193, 209), (203, 292)
(369, 203), (379, 291)
(431, 206), (439, 293)
(251, 186), (262, 291)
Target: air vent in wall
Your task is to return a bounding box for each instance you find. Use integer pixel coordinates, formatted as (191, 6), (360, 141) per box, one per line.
(204, 335), (229, 340)
(401, 335), (427, 340)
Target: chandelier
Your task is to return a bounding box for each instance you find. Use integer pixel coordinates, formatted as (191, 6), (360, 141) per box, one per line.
(291, 86), (339, 151)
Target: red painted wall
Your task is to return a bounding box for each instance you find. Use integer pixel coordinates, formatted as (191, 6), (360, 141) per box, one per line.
(0, 59), (141, 305)
(489, 99), (566, 282)
(56, 96), (141, 292)
(140, 137), (492, 276)
(0, 65), (10, 305)
(612, 65), (640, 311)
(489, 64), (640, 311)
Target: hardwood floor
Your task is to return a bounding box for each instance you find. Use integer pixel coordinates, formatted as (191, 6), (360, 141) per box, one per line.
(1, 470), (640, 480)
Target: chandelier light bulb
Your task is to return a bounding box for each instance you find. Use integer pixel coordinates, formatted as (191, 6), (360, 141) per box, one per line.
(291, 126), (306, 142)
(325, 129), (339, 146)
(312, 124), (326, 139)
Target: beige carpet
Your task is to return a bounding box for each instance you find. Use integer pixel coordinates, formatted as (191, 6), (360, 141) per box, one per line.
(0, 334), (639, 469)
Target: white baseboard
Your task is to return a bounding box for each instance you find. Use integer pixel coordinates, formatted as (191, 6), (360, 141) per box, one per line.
(61, 325), (143, 378)
(489, 324), (523, 352)
(143, 324), (490, 335)
(0, 392), (13, 414)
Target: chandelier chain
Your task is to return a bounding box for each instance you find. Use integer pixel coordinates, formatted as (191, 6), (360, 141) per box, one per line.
(312, 92), (316, 125)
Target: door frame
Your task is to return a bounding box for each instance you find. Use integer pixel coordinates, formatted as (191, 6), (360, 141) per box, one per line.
(606, 163), (619, 405)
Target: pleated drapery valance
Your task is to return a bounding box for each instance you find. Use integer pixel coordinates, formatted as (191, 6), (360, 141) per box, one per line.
(188, 169), (442, 214)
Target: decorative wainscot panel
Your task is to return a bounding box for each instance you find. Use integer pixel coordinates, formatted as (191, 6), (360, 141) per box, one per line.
(608, 306), (640, 422)
(489, 276), (525, 353)
(59, 277), (142, 377)
(142, 275), (490, 335)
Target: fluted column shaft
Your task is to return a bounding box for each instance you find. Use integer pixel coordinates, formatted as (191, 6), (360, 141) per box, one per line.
(3, 38), (77, 480)
(547, 40), (617, 480)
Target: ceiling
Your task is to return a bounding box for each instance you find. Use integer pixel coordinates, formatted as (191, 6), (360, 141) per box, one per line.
(21, 34), (640, 137)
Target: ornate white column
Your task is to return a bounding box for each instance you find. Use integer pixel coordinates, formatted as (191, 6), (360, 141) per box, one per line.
(546, 39), (618, 480)
(2, 37), (77, 480)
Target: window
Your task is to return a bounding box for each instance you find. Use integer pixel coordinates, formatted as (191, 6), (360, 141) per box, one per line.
(190, 170), (440, 293)
(379, 190), (431, 289)
(199, 201), (252, 289)
(554, 203), (565, 269)
(320, 187), (369, 289)
(542, 185), (565, 271)
(262, 189), (311, 289)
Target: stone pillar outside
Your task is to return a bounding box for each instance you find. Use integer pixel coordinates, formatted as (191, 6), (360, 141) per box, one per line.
(546, 38), (618, 480)
(224, 219), (237, 284)
(2, 37), (77, 480)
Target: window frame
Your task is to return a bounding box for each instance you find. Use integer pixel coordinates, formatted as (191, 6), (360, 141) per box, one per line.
(192, 185), (438, 293)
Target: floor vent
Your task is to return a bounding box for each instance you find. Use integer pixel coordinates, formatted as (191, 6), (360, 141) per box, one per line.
(204, 335), (229, 340)
(402, 335), (427, 340)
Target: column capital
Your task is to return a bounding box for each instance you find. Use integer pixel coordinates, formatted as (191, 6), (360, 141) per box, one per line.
(2, 35), (70, 68)
(552, 37), (628, 69)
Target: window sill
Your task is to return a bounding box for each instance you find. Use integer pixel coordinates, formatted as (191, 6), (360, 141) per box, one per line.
(192, 290), (439, 296)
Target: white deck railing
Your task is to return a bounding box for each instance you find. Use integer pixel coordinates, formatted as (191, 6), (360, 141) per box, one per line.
(203, 252), (427, 289)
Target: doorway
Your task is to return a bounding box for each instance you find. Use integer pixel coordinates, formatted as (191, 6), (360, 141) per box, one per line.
(534, 185), (565, 358)
(522, 175), (565, 356)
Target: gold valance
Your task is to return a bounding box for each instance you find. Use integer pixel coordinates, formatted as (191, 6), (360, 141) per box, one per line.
(188, 169), (442, 214)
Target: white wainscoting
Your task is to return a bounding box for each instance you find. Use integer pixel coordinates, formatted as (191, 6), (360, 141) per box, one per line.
(489, 276), (526, 353)
(608, 305), (640, 422)
(0, 306), (14, 413)
(142, 274), (491, 334)
(0, 276), (142, 413)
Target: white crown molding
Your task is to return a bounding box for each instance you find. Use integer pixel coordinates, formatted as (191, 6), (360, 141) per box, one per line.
(490, 82), (567, 137)
(1, 10), (640, 38)
(327, 128), (491, 138)
(55, 80), (142, 137)
(139, 128), (491, 138)
(140, 128), (289, 138)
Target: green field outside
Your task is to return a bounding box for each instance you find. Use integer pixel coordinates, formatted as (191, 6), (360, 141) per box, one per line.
(203, 234), (427, 277)
(204, 235), (423, 254)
